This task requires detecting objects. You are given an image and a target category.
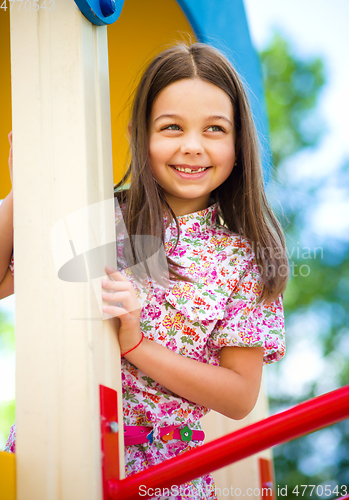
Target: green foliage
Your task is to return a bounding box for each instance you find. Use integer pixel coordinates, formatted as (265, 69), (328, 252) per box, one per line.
(260, 32), (326, 168)
(0, 400), (15, 449)
(260, 31), (349, 494)
(0, 310), (15, 449)
(274, 240), (349, 493)
(273, 422), (349, 499)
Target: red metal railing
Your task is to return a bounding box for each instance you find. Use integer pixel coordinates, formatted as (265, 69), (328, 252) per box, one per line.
(108, 385), (349, 500)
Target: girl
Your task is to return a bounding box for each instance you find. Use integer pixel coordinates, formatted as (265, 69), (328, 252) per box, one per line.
(1, 43), (287, 499)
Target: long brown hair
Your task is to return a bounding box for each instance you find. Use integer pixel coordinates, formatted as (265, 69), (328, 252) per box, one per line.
(114, 43), (289, 303)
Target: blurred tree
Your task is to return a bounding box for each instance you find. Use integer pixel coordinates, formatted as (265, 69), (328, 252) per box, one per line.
(0, 309), (15, 449)
(260, 32), (349, 497)
(261, 32), (325, 169)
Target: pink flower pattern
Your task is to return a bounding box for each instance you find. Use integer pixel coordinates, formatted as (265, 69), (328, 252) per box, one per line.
(120, 203), (285, 499)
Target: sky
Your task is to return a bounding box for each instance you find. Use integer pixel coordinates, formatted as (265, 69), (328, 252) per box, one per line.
(244, 0), (349, 240)
(1, 0), (349, 430)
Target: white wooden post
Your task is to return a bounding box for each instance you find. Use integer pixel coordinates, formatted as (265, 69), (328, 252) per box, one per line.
(10, 2), (124, 500)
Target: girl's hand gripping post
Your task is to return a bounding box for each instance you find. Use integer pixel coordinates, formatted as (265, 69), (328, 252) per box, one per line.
(101, 265), (144, 356)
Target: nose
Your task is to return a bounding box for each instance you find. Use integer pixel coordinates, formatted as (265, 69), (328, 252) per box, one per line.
(180, 132), (204, 155)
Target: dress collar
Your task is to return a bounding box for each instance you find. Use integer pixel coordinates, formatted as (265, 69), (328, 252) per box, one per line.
(166, 203), (219, 235)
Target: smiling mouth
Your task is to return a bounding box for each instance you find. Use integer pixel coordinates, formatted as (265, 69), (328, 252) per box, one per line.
(171, 165), (210, 173)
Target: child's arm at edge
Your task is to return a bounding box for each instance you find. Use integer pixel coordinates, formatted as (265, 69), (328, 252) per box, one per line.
(0, 266), (14, 300)
(124, 335), (263, 420)
(0, 190), (14, 290)
(0, 132), (14, 298)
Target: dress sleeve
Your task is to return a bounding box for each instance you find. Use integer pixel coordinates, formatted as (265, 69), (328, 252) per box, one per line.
(208, 264), (286, 365)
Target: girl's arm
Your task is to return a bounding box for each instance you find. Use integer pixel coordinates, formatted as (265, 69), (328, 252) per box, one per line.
(0, 132), (14, 297)
(0, 266), (14, 300)
(102, 267), (264, 420)
(0, 191), (14, 280)
(127, 337), (263, 420)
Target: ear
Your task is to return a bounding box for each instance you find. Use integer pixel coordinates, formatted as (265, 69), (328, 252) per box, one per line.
(127, 121), (132, 138)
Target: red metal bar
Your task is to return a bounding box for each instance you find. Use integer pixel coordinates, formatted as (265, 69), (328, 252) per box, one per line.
(108, 385), (349, 500)
(259, 458), (275, 500)
(100, 386), (120, 500)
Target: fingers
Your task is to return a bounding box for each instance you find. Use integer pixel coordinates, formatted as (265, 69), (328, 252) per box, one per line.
(105, 265), (130, 281)
(102, 303), (128, 317)
(101, 289), (129, 304)
(8, 131), (12, 146)
(102, 266), (141, 317)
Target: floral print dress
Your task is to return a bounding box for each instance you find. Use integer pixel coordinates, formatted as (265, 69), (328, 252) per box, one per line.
(5, 203), (286, 500)
(118, 202), (285, 499)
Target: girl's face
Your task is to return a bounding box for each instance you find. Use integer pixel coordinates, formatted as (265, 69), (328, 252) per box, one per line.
(148, 78), (236, 216)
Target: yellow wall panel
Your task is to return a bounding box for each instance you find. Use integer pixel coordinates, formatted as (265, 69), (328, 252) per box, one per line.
(0, 451), (16, 500)
(0, 9), (12, 200)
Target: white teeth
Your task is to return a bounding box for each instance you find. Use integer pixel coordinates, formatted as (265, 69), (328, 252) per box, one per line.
(174, 166), (208, 173)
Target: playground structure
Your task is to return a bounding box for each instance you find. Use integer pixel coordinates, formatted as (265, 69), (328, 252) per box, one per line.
(107, 385), (349, 499)
(0, 1), (348, 499)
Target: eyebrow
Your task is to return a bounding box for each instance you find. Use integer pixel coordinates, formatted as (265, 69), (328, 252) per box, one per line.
(153, 114), (181, 123)
(207, 115), (233, 126)
(153, 113), (233, 126)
